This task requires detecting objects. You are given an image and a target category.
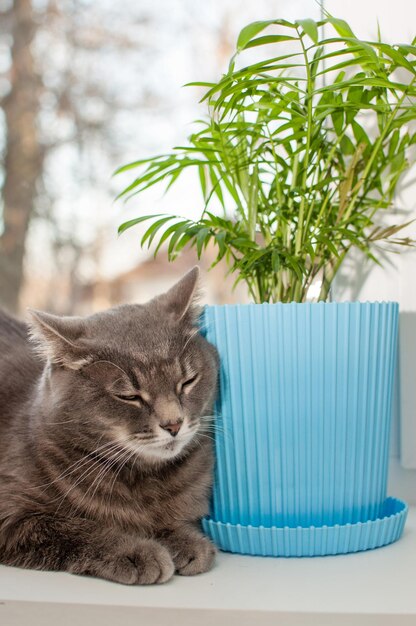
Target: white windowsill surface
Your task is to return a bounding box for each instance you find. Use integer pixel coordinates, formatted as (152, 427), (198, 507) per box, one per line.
(1, 507), (415, 626)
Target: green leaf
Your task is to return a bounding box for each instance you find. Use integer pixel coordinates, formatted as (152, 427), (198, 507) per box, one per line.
(196, 227), (211, 257)
(118, 214), (163, 236)
(237, 21), (275, 51)
(271, 249), (280, 272)
(331, 105), (344, 136)
(141, 216), (174, 248)
(236, 19), (295, 51)
(168, 223), (194, 257)
(208, 166), (225, 207)
(153, 220), (190, 255)
(296, 19), (318, 44)
(198, 164), (207, 201)
(113, 156), (165, 176)
(340, 135), (356, 155)
(184, 81), (216, 88)
(174, 232), (193, 254)
(352, 121), (370, 147)
(164, 167), (184, 193)
(215, 231), (228, 259)
(327, 17), (356, 39)
(374, 43), (416, 74)
(243, 35), (297, 50)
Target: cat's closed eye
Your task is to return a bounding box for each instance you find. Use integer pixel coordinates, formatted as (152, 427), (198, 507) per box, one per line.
(178, 374), (199, 394)
(116, 394), (142, 403)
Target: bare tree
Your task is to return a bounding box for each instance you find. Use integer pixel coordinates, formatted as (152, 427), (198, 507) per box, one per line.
(0, 0), (42, 313)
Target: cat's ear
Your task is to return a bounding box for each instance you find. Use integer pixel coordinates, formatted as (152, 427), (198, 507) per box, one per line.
(27, 310), (90, 369)
(157, 266), (200, 323)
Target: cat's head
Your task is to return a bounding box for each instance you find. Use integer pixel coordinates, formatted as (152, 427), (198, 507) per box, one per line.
(27, 267), (218, 464)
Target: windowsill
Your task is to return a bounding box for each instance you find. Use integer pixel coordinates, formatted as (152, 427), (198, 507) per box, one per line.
(1, 507), (415, 626)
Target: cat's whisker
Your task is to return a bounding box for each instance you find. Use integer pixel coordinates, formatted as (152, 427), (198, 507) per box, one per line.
(77, 454), (126, 520)
(200, 420), (224, 430)
(53, 452), (122, 515)
(128, 446), (142, 484)
(198, 428), (217, 435)
(100, 444), (146, 523)
(75, 442), (136, 519)
(200, 417), (226, 429)
(195, 414), (224, 426)
(106, 446), (140, 513)
(83, 441), (135, 498)
(124, 442), (150, 486)
(67, 443), (140, 519)
(199, 424), (227, 436)
(197, 423), (232, 442)
(195, 432), (216, 443)
(36, 435), (139, 491)
(32, 437), (123, 492)
(201, 425), (223, 432)
(187, 424), (216, 444)
(191, 436), (204, 452)
(127, 441), (151, 481)
(52, 440), (133, 514)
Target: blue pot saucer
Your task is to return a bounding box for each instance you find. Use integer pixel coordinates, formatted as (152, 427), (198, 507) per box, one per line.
(202, 497), (408, 557)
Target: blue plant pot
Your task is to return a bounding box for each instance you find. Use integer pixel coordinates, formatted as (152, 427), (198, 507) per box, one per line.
(201, 302), (407, 556)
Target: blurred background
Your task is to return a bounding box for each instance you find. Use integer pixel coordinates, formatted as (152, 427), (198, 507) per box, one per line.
(0, 0), (414, 316)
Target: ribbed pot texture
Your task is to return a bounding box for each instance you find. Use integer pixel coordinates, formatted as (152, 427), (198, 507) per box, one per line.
(202, 302), (399, 528)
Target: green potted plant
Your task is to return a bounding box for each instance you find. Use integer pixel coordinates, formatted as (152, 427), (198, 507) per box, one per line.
(116, 16), (415, 556)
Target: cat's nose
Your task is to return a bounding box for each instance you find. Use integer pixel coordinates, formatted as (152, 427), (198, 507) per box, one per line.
(160, 420), (183, 437)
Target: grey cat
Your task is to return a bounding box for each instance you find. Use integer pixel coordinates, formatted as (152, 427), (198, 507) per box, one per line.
(0, 267), (219, 584)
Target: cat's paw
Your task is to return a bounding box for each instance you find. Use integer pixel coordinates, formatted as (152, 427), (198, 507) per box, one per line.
(80, 539), (175, 585)
(172, 535), (216, 576)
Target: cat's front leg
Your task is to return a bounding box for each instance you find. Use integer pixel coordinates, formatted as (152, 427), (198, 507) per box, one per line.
(1, 514), (174, 585)
(158, 524), (216, 576)
(72, 534), (174, 585)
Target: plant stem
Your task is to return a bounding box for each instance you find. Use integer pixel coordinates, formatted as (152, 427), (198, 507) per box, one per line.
(295, 29), (314, 255)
